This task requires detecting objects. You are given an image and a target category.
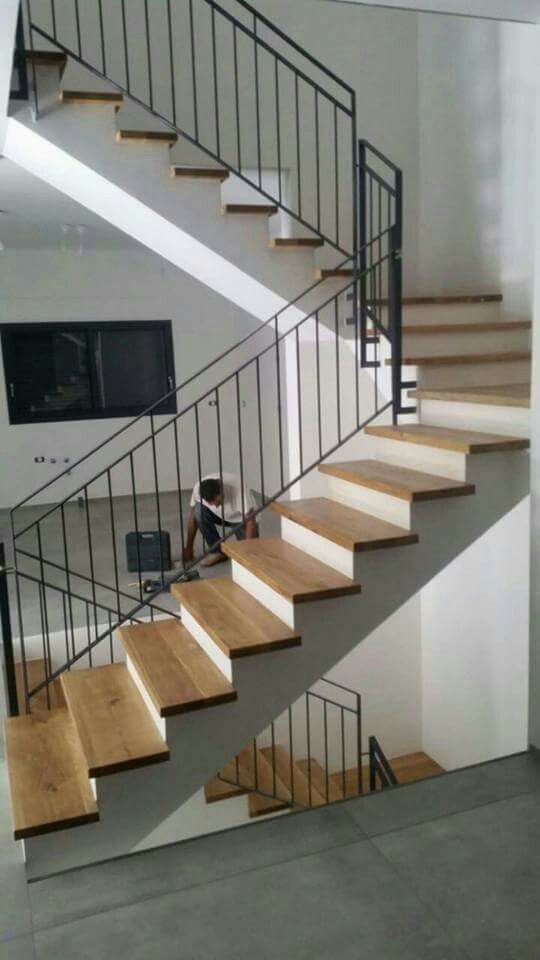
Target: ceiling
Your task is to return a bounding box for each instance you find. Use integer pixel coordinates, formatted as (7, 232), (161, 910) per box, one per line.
(0, 156), (139, 251)
(322, 0), (540, 21)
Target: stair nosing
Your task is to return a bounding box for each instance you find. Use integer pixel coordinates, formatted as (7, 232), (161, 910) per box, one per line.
(364, 425), (530, 455)
(392, 351), (531, 367)
(272, 498), (419, 551)
(319, 460), (476, 502)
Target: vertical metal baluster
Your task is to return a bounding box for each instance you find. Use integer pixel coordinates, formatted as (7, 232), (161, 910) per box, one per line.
(193, 404), (205, 554)
(144, 0), (153, 110)
(255, 357), (265, 505)
(97, 0), (106, 75)
(271, 721), (276, 797)
(215, 388), (225, 543)
(253, 15), (262, 189)
(107, 470), (121, 620)
(0, 543), (18, 716)
(315, 89), (321, 234)
(235, 375), (246, 522)
(358, 141), (368, 367)
(378, 183), (383, 312)
(166, 0), (176, 125)
(211, 7), (220, 155)
(61, 593), (70, 671)
(357, 693), (363, 794)
(334, 298), (341, 442)
(50, 0), (57, 39)
(85, 601), (91, 667)
(83, 488), (97, 668)
(74, 0), (82, 58)
(315, 310), (322, 459)
(369, 176), (374, 328)
(13, 565), (29, 713)
(295, 73), (302, 219)
(108, 610), (114, 663)
(333, 104), (340, 249)
(233, 24), (241, 170)
(235, 753), (240, 787)
(306, 693), (312, 807)
(36, 524), (51, 710)
(173, 419), (186, 567)
(188, 0), (198, 140)
(274, 318), (284, 489)
(288, 706), (294, 805)
(295, 326), (303, 475)
(253, 738), (259, 792)
(120, 0), (130, 93)
(324, 701), (329, 802)
(150, 415), (165, 586)
(24, 0), (39, 119)
(341, 706), (346, 799)
(129, 452), (143, 602)
(275, 57), (282, 204)
(60, 503), (76, 663)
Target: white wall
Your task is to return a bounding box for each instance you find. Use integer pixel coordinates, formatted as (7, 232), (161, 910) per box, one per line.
(321, 0), (540, 21)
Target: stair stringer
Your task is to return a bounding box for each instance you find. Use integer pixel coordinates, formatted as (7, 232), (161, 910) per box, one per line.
(21, 449), (529, 878)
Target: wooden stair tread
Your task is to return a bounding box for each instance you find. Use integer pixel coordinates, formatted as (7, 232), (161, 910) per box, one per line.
(348, 292), (503, 306)
(60, 664), (170, 777)
(316, 268), (353, 279)
(270, 238), (324, 248)
(171, 578), (300, 658)
(260, 746), (326, 807)
(249, 793), (290, 817)
(5, 710), (98, 839)
(401, 320), (531, 335)
(295, 758), (343, 803)
(319, 460), (475, 502)
(222, 204), (278, 215)
(393, 351), (531, 367)
(170, 166), (229, 181)
(116, 129), (177, 143)
(25, 50), (67, 67)
(14, 658), (66, 714)
(236, 746), (292, 802)
(118, 618), (236, 717)
(272, 497), (418, 551)
(365, 424), (529, 454)
(60, 90), (123, 104)
(221, 538), (362, 603)
(409, 383), (531, 408)
(205, 759), (250, 803)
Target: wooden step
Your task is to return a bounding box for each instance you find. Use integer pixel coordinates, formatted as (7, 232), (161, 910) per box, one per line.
(365, 424), (529, 454)
(319, 460), (475, 502)
(401, 320), (531, 335)
(14, 658), (66, 714)
(118, 618), (236, 718)
(25, 50), (67, 69)
(235, 746), (292, 810)
(272, 497), (418, 551)
(60, 664), (170, 777)
(260, 746), (326, 807)
(270, 237), (324, 249)
(5, 710), (99, 839)
(205, 759), (250, 804)
(221, 538), (362, 603)
(60, 90), (123, 105)
(347, 292), (503, 306)
(170, 166), (229, 181)
(392, 351), (531, 367)
(116, 129), (178, 144)
(172, 577), (300, 658)
(295, 758), (343, 803)
(315, 268), (353, 279)
(409, 383), (531, 408)
(222, 204), (278, 215)
(249, 792), (290, 817)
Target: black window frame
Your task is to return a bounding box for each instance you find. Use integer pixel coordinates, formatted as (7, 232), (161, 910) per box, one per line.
(1, 320), (177, 425)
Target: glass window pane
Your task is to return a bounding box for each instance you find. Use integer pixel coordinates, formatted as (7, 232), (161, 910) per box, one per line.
(8, 329), (92, 419)
(94, 327), (169, 413)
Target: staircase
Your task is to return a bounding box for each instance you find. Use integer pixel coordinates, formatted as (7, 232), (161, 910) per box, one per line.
(1, 0), (532, 878)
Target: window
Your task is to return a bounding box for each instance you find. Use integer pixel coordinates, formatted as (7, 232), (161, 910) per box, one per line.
(1, 321), (176, 424)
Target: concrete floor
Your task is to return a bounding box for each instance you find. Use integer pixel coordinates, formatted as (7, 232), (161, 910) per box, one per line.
(2, 750), (540, 959)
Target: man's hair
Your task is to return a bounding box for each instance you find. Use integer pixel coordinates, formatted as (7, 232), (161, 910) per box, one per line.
(200, 477), (222, 503)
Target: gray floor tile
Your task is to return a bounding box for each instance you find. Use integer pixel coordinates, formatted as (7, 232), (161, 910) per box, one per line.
(33, 840), (468, 960)
(344, 752), (540, 837)
(374, 790), (540, 960)
(29, 804), (364, 932)
(0, 766), (32, 943)
(0, 936), (35, 960)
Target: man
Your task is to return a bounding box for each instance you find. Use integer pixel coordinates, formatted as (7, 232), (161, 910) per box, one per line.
(183, 473), (258, 567)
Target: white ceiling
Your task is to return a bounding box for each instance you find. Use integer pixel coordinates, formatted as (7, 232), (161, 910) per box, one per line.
(0, 156), (139, 251)
(323, 0), (540, 22)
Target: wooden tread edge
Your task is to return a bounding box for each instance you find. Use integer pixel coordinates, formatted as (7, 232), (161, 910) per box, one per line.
(391, 351), (531, 367)
(60, 90), (123, 104)
(271, 498), (418, 551)
(270, 238), (324, 248)
(222, 204), (278, 215)
(170, 166), (229, 180)
(365, 425), (530, 454)
(116, 129), (177, 142)
(318, 461), (476, 502)
(408, 384), (531, 409)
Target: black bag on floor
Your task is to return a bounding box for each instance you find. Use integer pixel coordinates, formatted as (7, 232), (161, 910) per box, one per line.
(125, 531), (172, 572)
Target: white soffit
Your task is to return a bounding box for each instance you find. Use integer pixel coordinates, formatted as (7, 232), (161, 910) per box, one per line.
(320, 0), (540, 23)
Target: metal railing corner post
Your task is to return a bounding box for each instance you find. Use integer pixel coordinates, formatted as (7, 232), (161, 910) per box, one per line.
(0, 544), (19, 717)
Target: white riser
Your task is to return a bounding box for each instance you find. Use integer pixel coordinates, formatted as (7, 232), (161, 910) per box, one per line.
(280, 515), (357, 578)
(325, 474), (412, 528)
(413, 359), (531, 389)
(402, 303), (506, 325)
(416, 398), (530, 437)
(403, 329), (530, 357)
(364, 436), (468, 482)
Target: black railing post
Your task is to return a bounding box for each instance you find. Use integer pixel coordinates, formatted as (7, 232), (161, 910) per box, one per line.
(389, 168), (403, 424)
(0, 544), (19, 717)
(12, 5), (29, 102)
(369, 735), (377, 792)
(357, 140), (368, 370)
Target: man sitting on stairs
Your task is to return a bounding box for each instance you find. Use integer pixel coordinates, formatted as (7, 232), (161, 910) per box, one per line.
(183, 473), (259, 567)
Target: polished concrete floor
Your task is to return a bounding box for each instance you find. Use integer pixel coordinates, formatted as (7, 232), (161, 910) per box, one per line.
(2, 750), (540, 959)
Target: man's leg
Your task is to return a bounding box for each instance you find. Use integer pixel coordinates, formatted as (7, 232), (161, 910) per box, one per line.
(195, 503), (230, 567)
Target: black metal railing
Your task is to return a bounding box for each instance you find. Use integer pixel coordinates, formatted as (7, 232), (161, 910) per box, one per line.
(9, 2), (404, 712)
(369, 734), (399, 791)
(24, 0), (357, 255)
(10, 7), (29, 102)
